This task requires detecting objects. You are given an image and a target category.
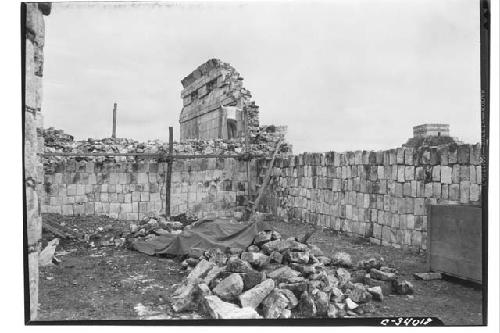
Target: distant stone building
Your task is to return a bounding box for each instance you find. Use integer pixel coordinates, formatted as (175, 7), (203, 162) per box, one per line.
(413, 123), (450, 138)
(179, 59), (259, 141)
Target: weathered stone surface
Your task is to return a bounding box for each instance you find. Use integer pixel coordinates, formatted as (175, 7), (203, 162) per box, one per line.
(370, 268), (397, 281)
(330, 287), (344, 303)
(332, 251), (353, 267)
(347, 283), (372, 303)
(254, 230), (273, 246)
(286, 250), (310, 264)
(262, 239), (308, 254)
(267, 266), (301, 282)
(351, 270), (368, 283)
(262, 288), (289, 319)
(414, 272), (442, 280)
(213, 273), (244, 301)
(345, 297), (359, 310)
(238, 278), (275, 309)
(241, 251), (270, 268)
(364, 277), (393, 295)
(187, 259), (215, 283)
(316, 256), (332, 266)
(226, 258), (253, 273)
(203, 265), (226, 286)
(367, 286), (384, 301)
(312, 289), (329, 316)
(297, 291), (317, 317)
(336, 267), (351, 287)
(392, 280), (414, 295)
(279, 281), (309, 296)
(280, 288), (299, 309)
(357, 258), (383, 271)
(247, 245), (260, 253)
(241, 270), (266, 290)
(203, 295), (261, 319)
(229, 247), (243, 255)
(171, 283), (199, 312)
(269, 251), (284, 264)
(327, 304), (339, 318)
(279, 308), (292, 319)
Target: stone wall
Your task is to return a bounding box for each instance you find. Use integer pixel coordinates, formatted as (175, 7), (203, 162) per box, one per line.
(42, 157), (257, 220)
(260, 144), (482, 250)
(25, 2), (51, 320)
(179, 59), (260, 141)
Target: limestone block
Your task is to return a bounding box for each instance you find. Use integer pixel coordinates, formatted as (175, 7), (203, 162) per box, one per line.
(449, 184), (460, 201)
(441, 184), (449, 199)
(431, 166), (440, 182)
(457, 145), (470, 164)
(470, 184), (480, 202)
(441, 166), (452, 184)
(451, 164), (460, 183)
(414, 198), (425, 215)
(397, 166), (405, 182)
(459, 166), (470, 181)
(459, 181), (471, 203)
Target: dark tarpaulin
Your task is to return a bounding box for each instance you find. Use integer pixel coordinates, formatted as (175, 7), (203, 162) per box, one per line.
(131, 218), (271, 257)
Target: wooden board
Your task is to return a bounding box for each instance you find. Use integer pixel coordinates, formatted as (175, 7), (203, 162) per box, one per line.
(428, 205), (482, 284)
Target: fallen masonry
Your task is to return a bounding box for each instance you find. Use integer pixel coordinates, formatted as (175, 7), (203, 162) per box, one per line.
(171, 229), (415, 319)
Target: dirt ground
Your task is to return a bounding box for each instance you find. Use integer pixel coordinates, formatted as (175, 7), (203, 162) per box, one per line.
(37, 215), (483, 325)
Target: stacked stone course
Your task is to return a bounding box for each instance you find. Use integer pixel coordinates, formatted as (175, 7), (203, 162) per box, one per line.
(43, 158), (257, 221)
(262, 144), (482, 250)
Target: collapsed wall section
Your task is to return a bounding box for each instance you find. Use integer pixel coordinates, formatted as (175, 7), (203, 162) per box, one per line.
(259, 144), (482, 250)
(43, 158), (257, 220)
(179, 59), (260, 141)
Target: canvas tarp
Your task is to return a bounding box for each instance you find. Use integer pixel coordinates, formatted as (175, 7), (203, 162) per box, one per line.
(131, 218), (271, 257)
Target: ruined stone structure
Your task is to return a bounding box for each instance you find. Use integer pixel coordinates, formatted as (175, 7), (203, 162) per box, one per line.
(179, 59), (259, 142)
(43, 157), (257, 220)
(25, 2), (51, 320)
(260, 144), (482, 250)
(413, 123), (450, 138)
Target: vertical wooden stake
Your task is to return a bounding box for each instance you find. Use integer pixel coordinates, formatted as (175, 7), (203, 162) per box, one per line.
(112, 102), (117, 139)
(165, 126), (173, 217)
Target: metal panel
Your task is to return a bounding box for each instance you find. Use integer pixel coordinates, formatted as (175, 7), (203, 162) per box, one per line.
(428, 204), (482, 283)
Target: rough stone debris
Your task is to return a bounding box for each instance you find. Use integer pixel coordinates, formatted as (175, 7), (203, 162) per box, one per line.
(370, 268), (397, 281)
(213, 273), (244, 301)
(332, 251), (353, 268)
(203, 295), (261, 319)
(39, 238), (60, 266)
(392, 280), (414, 295)
(239, 278), (275, 309)
(414, 272), (442, 280)
(131, 219), (413, 319)
(261, 288), (290, 319)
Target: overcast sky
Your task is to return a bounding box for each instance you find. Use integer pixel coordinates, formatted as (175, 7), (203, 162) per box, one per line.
(42, 0), (481, 153)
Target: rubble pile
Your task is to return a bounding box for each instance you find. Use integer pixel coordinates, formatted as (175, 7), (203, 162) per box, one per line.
(42, 126), (292, 163)
(43, 212), (200, 249)
(170, 230), (414, 319)
(127, 214), (196, 239)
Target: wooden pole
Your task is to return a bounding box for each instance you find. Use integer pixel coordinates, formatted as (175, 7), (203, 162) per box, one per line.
(112, 102), (117, 139)
(165, 127), (173, 217)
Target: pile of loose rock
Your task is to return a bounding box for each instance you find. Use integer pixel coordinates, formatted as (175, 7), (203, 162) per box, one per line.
(42, 127), (292, 163)
(170, 230), (414, 319)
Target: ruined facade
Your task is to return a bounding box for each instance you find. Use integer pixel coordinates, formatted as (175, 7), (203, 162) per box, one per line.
(25, 2), (51, 320)
(179, 59), (259, 141)
(413, 123), (450, 138)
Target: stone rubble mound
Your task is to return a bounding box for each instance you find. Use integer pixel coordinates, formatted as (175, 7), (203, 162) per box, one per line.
(42, 126), (292, 163)
(171, 230), (414, 319)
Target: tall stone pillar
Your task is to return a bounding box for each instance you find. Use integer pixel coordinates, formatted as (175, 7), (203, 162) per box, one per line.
(24, 2), (51, 321)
